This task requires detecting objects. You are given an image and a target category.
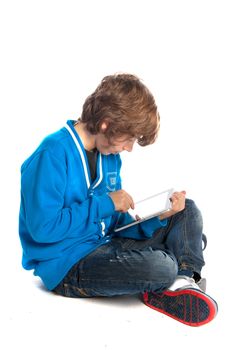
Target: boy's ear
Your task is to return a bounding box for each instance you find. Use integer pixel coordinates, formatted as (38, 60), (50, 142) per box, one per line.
(100, 121), (108, 132)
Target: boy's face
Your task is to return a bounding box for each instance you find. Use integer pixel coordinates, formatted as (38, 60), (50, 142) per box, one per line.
(95, 133), (136, 155)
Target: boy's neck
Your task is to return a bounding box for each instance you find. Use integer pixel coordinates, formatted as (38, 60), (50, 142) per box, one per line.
(74, 122), (96, 151)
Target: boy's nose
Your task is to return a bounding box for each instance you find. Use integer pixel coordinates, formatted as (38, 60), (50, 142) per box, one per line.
(123, 144), (134, 152)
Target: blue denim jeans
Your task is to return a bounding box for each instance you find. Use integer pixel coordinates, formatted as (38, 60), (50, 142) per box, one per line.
(53, 199), (205, 297)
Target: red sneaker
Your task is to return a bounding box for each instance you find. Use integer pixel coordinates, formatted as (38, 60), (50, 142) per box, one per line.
(143, 286), (218, 327)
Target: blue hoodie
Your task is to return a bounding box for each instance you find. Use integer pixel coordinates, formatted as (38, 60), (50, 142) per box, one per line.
(19, 120), (167, 290)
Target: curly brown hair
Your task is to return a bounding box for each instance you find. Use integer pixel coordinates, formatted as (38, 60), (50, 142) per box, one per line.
(80, 73), (160, 146)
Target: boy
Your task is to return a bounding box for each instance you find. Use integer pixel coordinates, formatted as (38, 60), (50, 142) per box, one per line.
(19, 73), (218, 326)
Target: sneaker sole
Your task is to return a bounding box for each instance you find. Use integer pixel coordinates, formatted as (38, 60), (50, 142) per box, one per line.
(143, 288), (218, 327)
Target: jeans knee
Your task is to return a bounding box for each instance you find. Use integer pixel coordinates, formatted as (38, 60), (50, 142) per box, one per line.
(185, 198), (203, 225)
(185, 198), (201, 214)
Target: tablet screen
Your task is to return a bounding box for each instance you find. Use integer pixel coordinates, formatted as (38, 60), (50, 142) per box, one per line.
(129, 188), (173, 219)
(114, 188), (173, 232)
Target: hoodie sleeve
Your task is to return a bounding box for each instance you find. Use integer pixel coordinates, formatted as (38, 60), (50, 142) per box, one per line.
(113, 212), (168, 240)
(21, 149), (115, 243)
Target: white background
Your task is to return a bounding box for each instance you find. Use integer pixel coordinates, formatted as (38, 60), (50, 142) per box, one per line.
(0, 1), (232, 349)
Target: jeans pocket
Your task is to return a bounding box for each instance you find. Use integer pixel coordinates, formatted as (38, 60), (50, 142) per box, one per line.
(54, 283), (89, 298)
(62, 283), (90, 298)
(53, 280), (91, 298)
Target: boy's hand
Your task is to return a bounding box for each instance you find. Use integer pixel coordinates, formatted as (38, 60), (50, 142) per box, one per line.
(109, 190), (135, 213)
(159, 190), (186, 220)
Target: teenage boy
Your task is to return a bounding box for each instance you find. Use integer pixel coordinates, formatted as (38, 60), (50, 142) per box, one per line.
(19, 73), (218, 326)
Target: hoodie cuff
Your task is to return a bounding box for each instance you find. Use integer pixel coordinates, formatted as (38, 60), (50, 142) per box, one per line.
(97, 193), (116, 218)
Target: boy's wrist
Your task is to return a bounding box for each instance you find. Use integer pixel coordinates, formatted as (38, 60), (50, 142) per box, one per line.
(159, 210), (174, 221)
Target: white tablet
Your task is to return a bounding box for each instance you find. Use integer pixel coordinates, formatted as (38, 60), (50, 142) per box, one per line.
(114, 188), (174, 232)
